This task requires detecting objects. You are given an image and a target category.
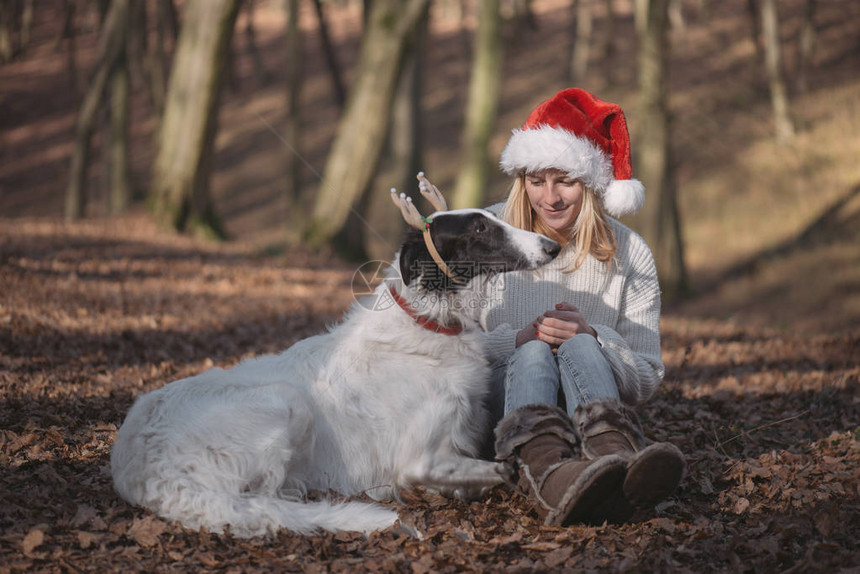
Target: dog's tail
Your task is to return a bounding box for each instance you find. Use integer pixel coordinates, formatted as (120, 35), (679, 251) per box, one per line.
(147, 488), (399, 538)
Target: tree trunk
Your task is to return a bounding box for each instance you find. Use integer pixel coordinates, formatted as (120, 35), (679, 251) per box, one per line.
(634, 0), (648, 36)
(603, 0), (616, 87)
(452, 0), (502, 210)
(352, 1), (430, 261)
(19, 0), (33, 56)
(304, 0), (430, 248)
(634, 0), (687, 296)
(283, 0), (303, 234)
(57, 0), (79, 100)
(108, 46), (132, 214)
(0, 0), (14, 63)
(125, 0), (147, 91)
(392, 4), (428, 206)
(147, 0), (169, 118)
(512, 0), (537, 30)
(668, 0), (684, 33)
(796, 0), (817, 96)
(760, 0), (794, 143)
(160, 0), (179, 42)
(746, 0), (764, 64)
(312, 0), (346, 110)
(244, 0), (270, 85)
(569, 0), (594, 84)
(65, 0), (130, 221)
(149, 0), (240, 237)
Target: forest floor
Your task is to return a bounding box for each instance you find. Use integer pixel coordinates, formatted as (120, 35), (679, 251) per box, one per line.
(1, 215), (857, 573)
(1, 0), (859, 571)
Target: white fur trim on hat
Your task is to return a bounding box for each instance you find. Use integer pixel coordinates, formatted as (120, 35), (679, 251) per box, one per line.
(500, 125), (646, 217)
(603, 179), (645, 217)
(499, 125), (613, 192)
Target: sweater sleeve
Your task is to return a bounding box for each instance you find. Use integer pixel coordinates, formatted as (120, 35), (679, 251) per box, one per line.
(480, 323), (518, 365)
(593, 235), (665, 405)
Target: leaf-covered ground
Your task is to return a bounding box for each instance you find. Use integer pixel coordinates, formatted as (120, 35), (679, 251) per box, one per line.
(1, 215), (857, 573)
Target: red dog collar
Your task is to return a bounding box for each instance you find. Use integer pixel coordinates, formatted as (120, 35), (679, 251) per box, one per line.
(389, 288), (463, 336)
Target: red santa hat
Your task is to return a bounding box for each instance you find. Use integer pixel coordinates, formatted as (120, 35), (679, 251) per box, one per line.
(499, 88), (645, 218)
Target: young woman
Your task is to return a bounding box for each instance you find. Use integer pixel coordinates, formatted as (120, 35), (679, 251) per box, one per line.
(480, 88), (684, 526)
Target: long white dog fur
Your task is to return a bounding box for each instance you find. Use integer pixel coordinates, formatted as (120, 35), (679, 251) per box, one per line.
(111, 202), (560, 537)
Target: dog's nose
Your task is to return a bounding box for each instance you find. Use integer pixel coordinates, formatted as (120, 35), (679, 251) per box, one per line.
(542, 238), (561, 258)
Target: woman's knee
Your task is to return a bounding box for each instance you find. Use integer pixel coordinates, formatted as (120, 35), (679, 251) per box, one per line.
(557, 333), (603, 361)
(556, 334), (618, 409)
(510, 339), (555, 366)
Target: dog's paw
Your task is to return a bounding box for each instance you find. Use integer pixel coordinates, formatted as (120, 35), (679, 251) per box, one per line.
(495, 461), (516, 484)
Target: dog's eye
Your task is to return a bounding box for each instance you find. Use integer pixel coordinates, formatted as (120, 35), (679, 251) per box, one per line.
(474, 220), (486, 234)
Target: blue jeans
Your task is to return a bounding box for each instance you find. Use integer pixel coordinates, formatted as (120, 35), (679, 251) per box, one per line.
(497, 335), (619, 418)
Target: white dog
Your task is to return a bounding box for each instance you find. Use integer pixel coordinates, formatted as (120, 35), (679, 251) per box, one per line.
(111, 179), (561, 537)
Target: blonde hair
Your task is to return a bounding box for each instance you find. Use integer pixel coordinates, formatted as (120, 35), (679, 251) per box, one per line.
(501, 173), (617, 271)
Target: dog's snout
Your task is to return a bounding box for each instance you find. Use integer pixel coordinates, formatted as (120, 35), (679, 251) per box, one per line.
(542, 238), (561, 259)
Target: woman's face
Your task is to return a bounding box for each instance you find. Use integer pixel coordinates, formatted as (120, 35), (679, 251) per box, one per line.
(524, 168), (585, 233)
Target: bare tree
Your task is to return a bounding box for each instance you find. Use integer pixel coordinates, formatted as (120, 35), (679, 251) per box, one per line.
(313, 0), (346, 110)
(746, 0), (764, 64)
(283, 0), (303, 231)
(244, 0), (271, 85)
(56, 0), (80, 99)
(149, 0), (241, 237)
(391, 3), (429, 207)
(761, 0), (794, 143)
(796, 0), (817, 96)
(511, 0), (537, 30)
(357, 2), (431, 260)
(108, 30), (132, 214)
(569, 0), (594, 84)
(634, 0), (647, 35)
(635, 0), (687, 296)
(0, 0), (33, 62)
(304, 0), (431, 248)
(603, 0), (616, 87)
(65, 0), (131, 221)
(145, 0), (172, 118)
(1, 1), (15, 62)
(159, 0), (180, 41)
(668, 0), (684, 33)
(452, 0), (503, 210)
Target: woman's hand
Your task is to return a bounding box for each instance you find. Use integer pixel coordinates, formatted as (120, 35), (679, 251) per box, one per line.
(515, 323), (540, 348)
(534, 302), (596, 347)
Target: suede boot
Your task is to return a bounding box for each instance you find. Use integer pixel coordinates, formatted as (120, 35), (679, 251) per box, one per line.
(495, 404), (626, 526)
(573, 399), (685, 520)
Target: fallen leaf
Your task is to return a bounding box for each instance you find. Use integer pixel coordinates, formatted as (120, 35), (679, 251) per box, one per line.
(21, 529), (44, 556)
(128, 515), (167, 548)
(651, 517), (677, 534)
(544, 546), (573, 568)
(71, 504), (98, 527)
(77, 531), (99, 549)
(522, 541), (561, 551)
(197, 552), (219, 567)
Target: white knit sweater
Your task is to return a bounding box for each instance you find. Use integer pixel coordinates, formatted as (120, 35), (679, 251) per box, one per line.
(479, 205), (664, 405)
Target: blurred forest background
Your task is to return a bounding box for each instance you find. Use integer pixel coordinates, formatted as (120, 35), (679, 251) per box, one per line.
(1, 0), (859, 328)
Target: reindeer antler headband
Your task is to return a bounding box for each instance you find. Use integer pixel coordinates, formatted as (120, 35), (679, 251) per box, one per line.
(390, 173), (463, 283)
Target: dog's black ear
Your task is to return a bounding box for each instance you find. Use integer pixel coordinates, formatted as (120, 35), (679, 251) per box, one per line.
(398, 228), (429, 286)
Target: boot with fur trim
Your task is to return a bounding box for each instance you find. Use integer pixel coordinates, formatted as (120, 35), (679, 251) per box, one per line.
(573, 399), (685, 517)
(494, 404), (626, 526)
